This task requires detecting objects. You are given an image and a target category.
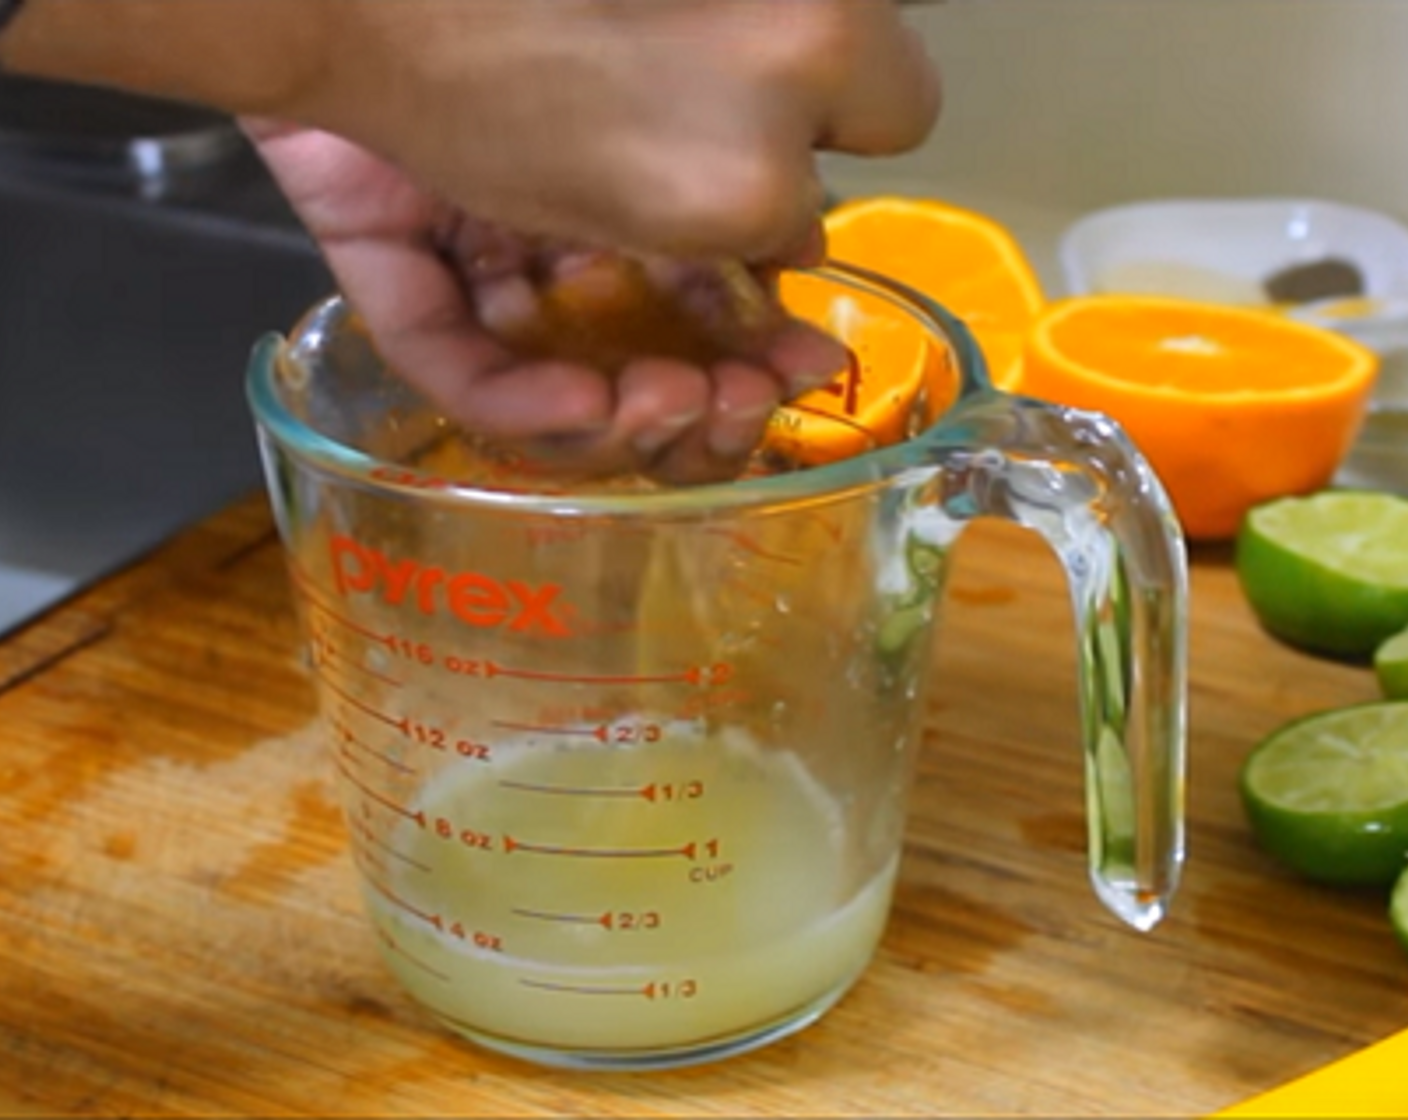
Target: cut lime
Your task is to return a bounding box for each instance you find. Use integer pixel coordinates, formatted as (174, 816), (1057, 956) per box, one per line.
(1239, 701), (1408, 886)
(1393, 866), (1408, 956)
(1235, 491), (1408, 659)
(1375, 626), (1408, 699)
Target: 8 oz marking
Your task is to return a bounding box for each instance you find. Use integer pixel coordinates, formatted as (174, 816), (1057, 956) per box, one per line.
(431, 818), (496, 850)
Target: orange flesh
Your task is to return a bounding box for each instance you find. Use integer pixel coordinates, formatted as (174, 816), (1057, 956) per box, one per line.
(1044, 303), (1368, 395)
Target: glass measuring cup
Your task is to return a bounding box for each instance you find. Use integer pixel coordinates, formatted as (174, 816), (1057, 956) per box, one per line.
(246, 263), (1188, 1071)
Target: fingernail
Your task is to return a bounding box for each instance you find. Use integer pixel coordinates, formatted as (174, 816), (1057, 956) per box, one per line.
(474, 275), (541, 338)
(766, 323), (848, 392)
(707, 402), (776, 459)
(632, 409), (703, 457)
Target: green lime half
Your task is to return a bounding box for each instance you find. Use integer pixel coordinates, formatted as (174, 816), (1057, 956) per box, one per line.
(1235, 491), (1408, 659)
(1393, 866), (1408, 956)
(1375, 626), (1408, 699)
(1239, 701), (1408, 886)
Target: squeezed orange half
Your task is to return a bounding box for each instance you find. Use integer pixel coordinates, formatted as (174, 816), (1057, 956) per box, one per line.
(821, 196), (1047, 392)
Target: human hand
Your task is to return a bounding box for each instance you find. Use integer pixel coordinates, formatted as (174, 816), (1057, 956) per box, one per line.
(247, 122), (850, 483)
(247, 0), (937, 482)
(6, 0), (939, 480)
(285, 0), (940, 262)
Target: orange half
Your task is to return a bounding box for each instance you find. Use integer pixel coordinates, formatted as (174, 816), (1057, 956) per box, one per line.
(1022, 295), (1379, 540)
(763, 270), (958, 467)
(821, 196), (1046, 391)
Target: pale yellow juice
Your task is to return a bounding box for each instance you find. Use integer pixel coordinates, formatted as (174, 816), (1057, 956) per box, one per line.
(360, 730), (897, 1054)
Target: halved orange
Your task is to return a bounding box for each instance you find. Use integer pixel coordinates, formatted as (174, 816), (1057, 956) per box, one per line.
(821, 196), (1047, 391)
(764, 270), (958, 467)
(1022, 295), (1379, 540)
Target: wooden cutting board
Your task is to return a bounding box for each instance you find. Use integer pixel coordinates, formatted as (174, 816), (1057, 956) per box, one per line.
(0, 494), (1404, 1116)
(1215, 1026), (1408, 1117)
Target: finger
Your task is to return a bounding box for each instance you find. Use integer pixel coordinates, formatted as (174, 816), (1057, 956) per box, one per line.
(642, 360), (783, 485)
(763, 319), (850, 398)
(321, 235), (615, 437)
(817, 5), (941, 155)
(774, 216), (829, 270)
(610, 357), (712, 461)
(470, 273), (543, 342)
(438, 214), (535, 283)
(452, 360), (616, 439)
(642, 422), (720, 487)
(705, 360), (786, 461)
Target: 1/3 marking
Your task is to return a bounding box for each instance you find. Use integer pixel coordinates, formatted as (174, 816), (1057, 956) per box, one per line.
(643, 980), (698, 1000)
(643, 780), (703, 803)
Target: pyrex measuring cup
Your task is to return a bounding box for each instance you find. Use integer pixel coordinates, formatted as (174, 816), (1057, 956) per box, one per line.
(246, 263), (1188, 1071)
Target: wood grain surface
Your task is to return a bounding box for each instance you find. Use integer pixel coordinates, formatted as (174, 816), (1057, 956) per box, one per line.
(1, 494), (1404, 1117)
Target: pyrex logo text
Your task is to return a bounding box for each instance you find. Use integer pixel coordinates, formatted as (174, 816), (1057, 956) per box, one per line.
(329, 534), (572, 638)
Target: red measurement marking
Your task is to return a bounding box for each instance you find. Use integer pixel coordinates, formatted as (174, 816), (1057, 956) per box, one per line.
(312, 634), (403, 688)
(362, 870), (443, 931)
(513, 909), (660, 932)
(351, 816), (429, 873)
(367, 465), (455, 491)
(483, 660), (732, 687)
(799, 509), (846, 545)
(512, 907), (609, 927)
(349, 832), (391, 878)
(490, 720), (662, 745)
(518, 978), (694, 998)
(703, 528), (804, 567)
(641, 980), (698, 1000)
(288, 565), (391, 645)
(314, 670), (407, 731)
(503, 836), (701, 860)
(332, 717), (417, 775)
(518, 979), (643, 997)
(499, 779), (699, 803)
(332, 750), (426, 828)
(640, 782), (705, 802)
(490, 720), (600, 740)
(499, 779), (639, 798)
(376, 928), (451, 982)
(717, 572), (777, 609)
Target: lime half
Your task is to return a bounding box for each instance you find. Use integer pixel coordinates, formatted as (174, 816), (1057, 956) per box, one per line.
(1240, 701), (1408, 886)
(1375, 626), (1408, 699)
(1236, 491), (1408, 659)
(1393, 866), (1408, 956)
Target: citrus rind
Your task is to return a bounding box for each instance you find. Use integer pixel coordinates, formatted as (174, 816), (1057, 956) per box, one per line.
(1239, 701), (1408, 887)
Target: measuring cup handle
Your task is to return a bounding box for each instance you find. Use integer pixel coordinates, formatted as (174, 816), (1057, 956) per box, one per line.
(915, 391), (1189, 930)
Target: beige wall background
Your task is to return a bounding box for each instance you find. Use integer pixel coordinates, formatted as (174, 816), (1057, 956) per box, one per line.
(825, 0), (1408, 224)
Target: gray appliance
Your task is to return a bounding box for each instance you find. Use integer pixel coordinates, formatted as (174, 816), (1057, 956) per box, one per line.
(0, 75), (334, 637)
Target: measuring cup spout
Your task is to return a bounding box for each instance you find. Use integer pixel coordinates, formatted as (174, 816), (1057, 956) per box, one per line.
(897, 391), (1189, 930)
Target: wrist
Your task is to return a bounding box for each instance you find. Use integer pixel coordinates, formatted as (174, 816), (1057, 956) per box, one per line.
(0, 0), (330, 117)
